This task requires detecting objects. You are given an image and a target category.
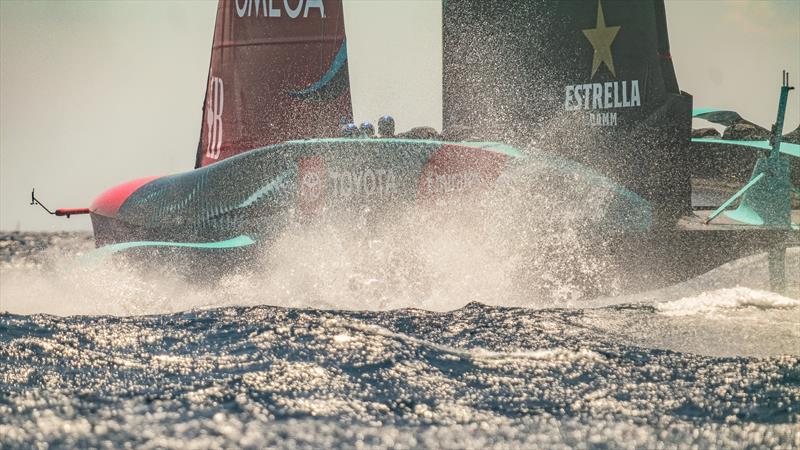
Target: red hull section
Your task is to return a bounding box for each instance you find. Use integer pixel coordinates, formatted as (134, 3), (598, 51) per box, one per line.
(90, 176), (161, 218)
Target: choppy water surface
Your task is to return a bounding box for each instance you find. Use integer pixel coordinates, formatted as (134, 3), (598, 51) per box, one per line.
(1, 233), (799, 449)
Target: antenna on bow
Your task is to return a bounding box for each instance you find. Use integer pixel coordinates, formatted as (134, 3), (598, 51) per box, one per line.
(30, 188), (91, 218)
(30, 188), (55, 215)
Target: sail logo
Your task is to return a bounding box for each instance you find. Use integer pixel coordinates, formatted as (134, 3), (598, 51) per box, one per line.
(205, 76), (224, 160)
(299, 156), (325, 216)
(423, 171), (481, 196)
(563, 0), (641, 127)
(582, 0), (620, 79)
(298, 158), (401, 215)
(235, 0), (325, 18)
(301, 171), (323, 200)
(564, 81), (641, 111)
(329, 169), (399, 199)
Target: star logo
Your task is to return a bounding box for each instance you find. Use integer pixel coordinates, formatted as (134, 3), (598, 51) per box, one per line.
(582, 0), (621, 78)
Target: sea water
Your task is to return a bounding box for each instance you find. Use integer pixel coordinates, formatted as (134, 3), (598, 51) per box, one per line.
(0, 230), (798, 449)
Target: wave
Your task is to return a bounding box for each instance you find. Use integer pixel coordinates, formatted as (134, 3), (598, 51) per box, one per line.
(656, 287), (800, 317)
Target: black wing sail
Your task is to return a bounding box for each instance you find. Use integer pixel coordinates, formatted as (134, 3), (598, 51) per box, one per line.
(443, 0), (693, 225)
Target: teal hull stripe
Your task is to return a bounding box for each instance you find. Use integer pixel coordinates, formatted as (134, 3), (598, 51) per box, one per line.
(282, 138), (526, 158)
(691, 138), (800, 158)
(88, 235), (256, 258)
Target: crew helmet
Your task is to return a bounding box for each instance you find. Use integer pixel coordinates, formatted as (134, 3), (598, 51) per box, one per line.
(359, 121), (376, 137)
(341, 123), (359, 137)
(378, 115), (395, 137)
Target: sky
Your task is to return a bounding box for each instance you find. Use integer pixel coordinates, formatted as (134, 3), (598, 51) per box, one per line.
(1, 0), (798, 232)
